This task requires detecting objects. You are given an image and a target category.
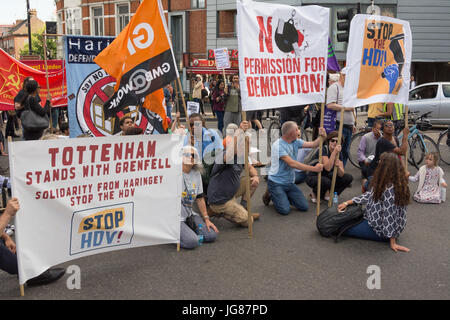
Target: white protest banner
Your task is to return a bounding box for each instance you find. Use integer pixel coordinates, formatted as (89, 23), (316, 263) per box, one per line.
(9, 134), (182, 284)
(187, 101), (200, 116)
(343, 14), (412, 108)
(214, 48), (231, 70)
(237, 0), (329, 111)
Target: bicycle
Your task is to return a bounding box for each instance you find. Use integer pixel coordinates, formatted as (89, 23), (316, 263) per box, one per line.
(266, 109), (312, 147)
(348, 122), (373, 169)
(398, 111), (438, 169)
(348, 111), (439, 170)
(437, 127), (450, 165)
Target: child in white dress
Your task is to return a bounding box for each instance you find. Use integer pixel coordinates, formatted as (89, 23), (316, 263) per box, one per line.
(409, 152), (447, 203)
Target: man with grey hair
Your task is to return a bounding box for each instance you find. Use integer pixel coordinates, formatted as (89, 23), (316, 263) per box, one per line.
(265, 121), (326, 215)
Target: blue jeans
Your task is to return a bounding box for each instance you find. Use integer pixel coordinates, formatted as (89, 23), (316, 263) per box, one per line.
(343, 219), (388, 242)
(51, 108), (59, 129)
(267, 180), (308, 215)
(0, 239), (18, 275)
(336, 124), (353, 167)
(180, 215), (217, 249)
(215, 111), (225, 133)
(295, 171), (307, 184)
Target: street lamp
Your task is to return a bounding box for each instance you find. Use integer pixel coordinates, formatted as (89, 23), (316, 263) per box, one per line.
(26, 0), (32, 54)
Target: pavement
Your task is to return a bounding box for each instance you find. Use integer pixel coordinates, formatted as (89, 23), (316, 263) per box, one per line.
(0, 112), (449, 300)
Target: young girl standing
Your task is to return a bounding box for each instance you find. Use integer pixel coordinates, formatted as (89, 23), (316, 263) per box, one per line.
(409, 152), (447, 203)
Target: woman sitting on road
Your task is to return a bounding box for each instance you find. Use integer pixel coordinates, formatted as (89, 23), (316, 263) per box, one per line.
(306, 131), (353, 203)
(180, 145), (218, 249)
(338, 152), (410, 253)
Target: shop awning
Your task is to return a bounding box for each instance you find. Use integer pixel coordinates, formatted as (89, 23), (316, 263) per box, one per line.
(186, 67), (239, 75)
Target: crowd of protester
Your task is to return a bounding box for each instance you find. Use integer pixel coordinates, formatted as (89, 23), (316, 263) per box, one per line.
(1, 72), (448, 288)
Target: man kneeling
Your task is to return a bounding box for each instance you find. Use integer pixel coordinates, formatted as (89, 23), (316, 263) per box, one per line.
(207, 129), (260, 226)
(267, 121), (325, 215)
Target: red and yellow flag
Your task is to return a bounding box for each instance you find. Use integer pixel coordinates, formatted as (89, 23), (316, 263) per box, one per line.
(0, 48), (67, 110)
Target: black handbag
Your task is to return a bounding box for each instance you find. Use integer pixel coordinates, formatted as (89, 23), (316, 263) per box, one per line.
(316, 204), (365, 242)
(21, 97), (49, 131)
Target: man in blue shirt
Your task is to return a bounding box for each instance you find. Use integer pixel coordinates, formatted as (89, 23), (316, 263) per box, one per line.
(183, 113), (223, 160)
(266, 121), (326, 215)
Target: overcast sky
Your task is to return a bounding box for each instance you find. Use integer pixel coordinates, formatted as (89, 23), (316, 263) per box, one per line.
(1, 0), (56, 25)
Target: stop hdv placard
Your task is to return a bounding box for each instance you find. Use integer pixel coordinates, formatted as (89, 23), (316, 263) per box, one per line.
(9, 134), (182, 285)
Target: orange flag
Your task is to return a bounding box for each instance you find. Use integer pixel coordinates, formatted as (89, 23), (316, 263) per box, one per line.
(94, 0), (178, 129)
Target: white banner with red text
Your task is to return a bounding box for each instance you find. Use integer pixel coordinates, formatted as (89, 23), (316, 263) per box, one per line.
(237, 0), (329, 111)
(9, 134), (182, 284)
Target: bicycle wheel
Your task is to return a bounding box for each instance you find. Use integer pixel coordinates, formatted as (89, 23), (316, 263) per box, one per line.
(437, 130), (450, 165)
(409, 134), (439, 168)
(268, 121), (280, 147)
(348, 131), (365, 169)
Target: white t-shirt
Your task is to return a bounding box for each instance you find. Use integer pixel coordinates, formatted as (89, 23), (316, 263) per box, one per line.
(181, 169), (203, 222)
(326, 82), (355, 125)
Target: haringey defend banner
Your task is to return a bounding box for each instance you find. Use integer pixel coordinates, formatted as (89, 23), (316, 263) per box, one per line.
(0, 48), (67, 111)
(9, 134), (182, 284)
(94, 0), (178, 120)
(237, 0), (329, 111)
(65, 35), (168, 137)
(343, 14), (412, 108)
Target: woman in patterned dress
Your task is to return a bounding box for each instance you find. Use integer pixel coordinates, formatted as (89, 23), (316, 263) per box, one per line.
(408, 152), (447, 203)
(338, 152), (411, 253)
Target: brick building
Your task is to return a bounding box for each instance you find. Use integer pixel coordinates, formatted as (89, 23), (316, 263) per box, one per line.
(55, 0), (215, 90)
(0, 10), (45, 59)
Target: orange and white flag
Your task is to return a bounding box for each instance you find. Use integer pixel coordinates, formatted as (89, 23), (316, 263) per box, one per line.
(94, 0), (178, 121)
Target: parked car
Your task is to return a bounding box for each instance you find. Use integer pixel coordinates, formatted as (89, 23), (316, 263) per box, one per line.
(408, 82), (450, 125)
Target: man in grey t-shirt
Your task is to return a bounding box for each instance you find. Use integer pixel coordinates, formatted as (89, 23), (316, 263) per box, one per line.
(326, 67), (355, 167)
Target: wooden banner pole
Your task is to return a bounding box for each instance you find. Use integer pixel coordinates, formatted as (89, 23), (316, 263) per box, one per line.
(245, 134), (253, 238)
(316, 102), (325, 216)
(328, 110), (345, 208)
(8, 136), (23, 296)
(42, 34), (52, 130)
(404, 105), (409, 168)
(175, 77), (192, 137)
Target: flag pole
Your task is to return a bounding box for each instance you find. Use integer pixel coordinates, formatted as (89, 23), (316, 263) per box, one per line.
(42, 33), (52, 130)
(404, 104), (409, 168)
(328, 110), (344, 208)
(316, 102), (325, 216)
(169, 34), (191, 136)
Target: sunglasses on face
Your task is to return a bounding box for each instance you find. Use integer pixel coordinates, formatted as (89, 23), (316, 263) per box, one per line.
(183, 152), (197, 159)
(330, 139), (338, 143)
(384, 123), (394, 128)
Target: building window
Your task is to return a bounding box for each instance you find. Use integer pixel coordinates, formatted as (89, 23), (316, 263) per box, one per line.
(117, 3), (130, 34)
(191, 0), (205, 9)
(217, 10), (237, 38)
(65, 7), (82, 35)
(91, 6), (104, 36)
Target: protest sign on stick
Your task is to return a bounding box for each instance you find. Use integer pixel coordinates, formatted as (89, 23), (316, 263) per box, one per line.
(237, 1), (329, 112)
(343, 14), (412, 108)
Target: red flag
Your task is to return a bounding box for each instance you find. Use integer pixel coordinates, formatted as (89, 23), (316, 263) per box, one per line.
(0, 48), (67, 111)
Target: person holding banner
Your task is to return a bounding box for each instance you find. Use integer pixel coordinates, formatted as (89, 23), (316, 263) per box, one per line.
(180, 146), (218, 249)
(223, 75), (242, 132)
(306, 131), (353, 203)
(266, 121), (325, 215)
(326, 68), (355, 167)
(207, 128), (260, 226)
(0, 198), (66, 284)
